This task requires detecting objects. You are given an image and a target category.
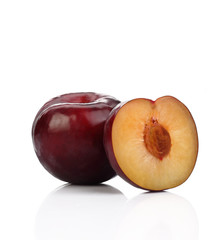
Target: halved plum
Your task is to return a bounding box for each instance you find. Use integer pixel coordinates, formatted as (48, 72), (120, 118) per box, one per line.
(104, 96), (198, 191)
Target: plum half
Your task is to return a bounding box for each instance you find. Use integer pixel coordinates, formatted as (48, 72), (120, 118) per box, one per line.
(104, 96), (198, 191)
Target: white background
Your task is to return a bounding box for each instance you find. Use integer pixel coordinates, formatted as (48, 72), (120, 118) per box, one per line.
(0, 0), (224, 239)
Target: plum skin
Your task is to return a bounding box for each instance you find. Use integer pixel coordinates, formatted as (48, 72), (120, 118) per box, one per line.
(32, 92), (120, 184)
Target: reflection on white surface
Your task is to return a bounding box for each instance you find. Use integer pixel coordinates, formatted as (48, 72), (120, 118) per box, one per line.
(35, 184), (127, 240)
(116, 191), (199, 240)
(35, 186), (198, 240)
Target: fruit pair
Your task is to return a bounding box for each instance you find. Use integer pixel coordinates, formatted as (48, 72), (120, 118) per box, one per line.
(32, 92), (198, 191)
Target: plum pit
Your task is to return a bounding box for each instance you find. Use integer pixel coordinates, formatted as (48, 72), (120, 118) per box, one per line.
(144, 117), (171, 160)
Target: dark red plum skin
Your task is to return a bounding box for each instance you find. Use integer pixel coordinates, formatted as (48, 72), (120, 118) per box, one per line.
(103, 101), (150, 191)
(32, 92), (120, 184)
